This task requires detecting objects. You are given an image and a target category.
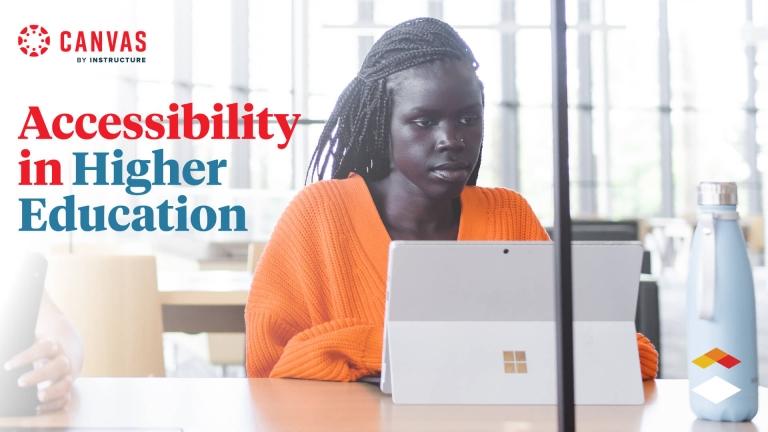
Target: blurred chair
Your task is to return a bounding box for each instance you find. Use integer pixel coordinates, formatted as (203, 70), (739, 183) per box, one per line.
(205, 241), (266, 375)
(208, 333), (246, 376)
(743, 215), (764, 259)
(644, 218), (693, 275)
(45, 254), (165, 377)
(246, 241), (267, 273)
(546, 219), (640, 241)
(636, 275), (662, 376)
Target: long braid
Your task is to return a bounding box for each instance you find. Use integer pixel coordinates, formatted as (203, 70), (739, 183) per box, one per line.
(306, 17), (484, 185)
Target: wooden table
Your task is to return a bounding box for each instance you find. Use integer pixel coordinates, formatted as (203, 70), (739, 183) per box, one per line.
(1, 379), (765, 431)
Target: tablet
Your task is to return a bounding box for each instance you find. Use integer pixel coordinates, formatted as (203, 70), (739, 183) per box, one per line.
(0, 253), (47, 416)
(380, 241), (645, 405)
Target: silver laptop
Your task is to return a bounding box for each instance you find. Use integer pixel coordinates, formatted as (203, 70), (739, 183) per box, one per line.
(379, 241), (645, 405)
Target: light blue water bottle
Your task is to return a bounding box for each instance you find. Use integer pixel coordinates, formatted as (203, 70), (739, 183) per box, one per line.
(687, 182), (759, 421)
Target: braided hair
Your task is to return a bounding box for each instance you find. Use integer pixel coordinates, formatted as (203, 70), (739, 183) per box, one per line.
(305, 17), (484, 185)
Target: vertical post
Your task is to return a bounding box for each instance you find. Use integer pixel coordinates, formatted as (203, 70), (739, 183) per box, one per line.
(357, 0), (375, 67)
(576, 0), (596, 216)
(427, 0), (444, 18)
(744, 0), (760, 215)
(551, 0), (575, 431)
(231, 0), (251, 189)
(598, 0), (612, 215)
(659, 0), (674, 217)
(173, 0), (194, 164)
(501, 0), (521, 190)
(118, 1), (139, 163)
(291, 0), (310, 189)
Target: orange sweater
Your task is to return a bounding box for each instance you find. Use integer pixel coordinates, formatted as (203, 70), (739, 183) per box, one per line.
(245, 174), (658, 381)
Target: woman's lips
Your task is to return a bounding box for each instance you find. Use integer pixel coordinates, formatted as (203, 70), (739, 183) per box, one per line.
(430, 165), (470, 182)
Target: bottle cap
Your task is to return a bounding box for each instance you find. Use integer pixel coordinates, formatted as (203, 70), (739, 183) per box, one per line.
(698, 182), (738, 205)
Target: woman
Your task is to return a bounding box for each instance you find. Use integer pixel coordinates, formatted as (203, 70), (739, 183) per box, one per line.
(245, 17), (658, 381)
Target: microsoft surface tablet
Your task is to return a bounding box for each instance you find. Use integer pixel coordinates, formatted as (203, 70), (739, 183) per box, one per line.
(380, 241), (644, 405)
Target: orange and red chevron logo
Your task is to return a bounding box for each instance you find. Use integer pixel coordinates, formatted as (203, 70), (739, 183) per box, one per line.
(692, 348), (741, 369)
(691, 348), (743, 404)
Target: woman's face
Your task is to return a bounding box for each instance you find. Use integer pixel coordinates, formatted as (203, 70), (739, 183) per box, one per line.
(387, 59), (484, 200)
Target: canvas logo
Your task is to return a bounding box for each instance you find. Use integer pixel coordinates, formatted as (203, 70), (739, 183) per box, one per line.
(503, 350), (528, 374)
(16, 24), (147, 64)
(691, 348), (742, 404)
(18, 25), (50, 57)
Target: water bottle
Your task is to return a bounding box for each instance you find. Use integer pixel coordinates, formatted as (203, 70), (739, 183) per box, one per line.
(687, 182), (758, 421)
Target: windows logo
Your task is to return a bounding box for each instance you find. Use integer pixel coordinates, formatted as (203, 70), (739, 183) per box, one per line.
(691, 348), (742, 404)
(503, 350), (527, 374)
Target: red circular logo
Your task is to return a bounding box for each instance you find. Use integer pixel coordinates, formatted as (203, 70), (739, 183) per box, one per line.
(18, 25), (50, 57)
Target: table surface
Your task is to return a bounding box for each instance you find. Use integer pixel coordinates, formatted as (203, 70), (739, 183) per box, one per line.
(0, 379), (765, 432)
(157, 270), (250, 306)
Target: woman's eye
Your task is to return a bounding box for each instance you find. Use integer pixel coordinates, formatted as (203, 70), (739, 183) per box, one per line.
(413, 118), (436, 128)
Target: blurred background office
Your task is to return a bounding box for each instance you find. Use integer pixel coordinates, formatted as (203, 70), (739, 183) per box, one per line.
(2, 0), (766, 383)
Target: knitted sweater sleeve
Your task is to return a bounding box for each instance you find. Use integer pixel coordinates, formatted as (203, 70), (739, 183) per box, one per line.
(244, 185), (380, 381)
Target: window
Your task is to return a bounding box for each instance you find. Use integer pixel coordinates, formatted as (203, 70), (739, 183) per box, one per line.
(16, 0), (768, 249)
(119, 0), (768, 225)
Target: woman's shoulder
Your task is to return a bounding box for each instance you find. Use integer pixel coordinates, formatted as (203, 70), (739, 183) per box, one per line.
(278, 176), (364, 224)
(462, 185), (532, 210)
(463, 185), (549, 240)
(265, 177), (363, 247)
(290, 176), (362, 207)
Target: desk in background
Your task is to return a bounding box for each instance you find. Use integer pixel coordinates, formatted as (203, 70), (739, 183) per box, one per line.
(0, 379), (765, 431)
(158, 271), (250, 333)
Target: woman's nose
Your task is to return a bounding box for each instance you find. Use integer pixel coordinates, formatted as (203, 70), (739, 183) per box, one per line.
(436, 126), (465, 152)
